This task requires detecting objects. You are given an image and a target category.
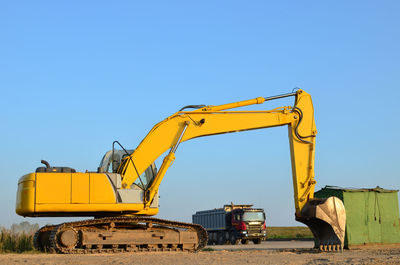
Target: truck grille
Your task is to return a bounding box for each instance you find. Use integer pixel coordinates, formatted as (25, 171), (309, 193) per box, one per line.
(247, 224), (262, 234)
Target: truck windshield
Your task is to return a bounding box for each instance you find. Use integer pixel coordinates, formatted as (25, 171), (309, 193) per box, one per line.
(242, 211), (265, 222)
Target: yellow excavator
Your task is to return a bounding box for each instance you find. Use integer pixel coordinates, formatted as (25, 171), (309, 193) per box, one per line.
(16, 89), (346, 253)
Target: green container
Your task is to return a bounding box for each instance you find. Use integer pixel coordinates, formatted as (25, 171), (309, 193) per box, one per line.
(314, 186), (400, 248)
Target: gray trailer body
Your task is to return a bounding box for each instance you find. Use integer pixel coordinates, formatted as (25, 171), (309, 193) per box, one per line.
(192, 208), (228, 231)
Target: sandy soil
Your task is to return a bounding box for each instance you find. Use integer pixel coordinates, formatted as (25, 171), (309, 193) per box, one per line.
(1, 243), (399, 265)
(211, 240), (314, 250)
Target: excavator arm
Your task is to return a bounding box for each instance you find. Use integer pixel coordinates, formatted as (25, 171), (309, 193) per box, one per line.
(119, 90), (313, 210)
(117, 89), (346, 250)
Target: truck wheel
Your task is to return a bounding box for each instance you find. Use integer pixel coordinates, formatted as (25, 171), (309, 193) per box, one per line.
(241, 239), (249, 245)
(217, 233), (225, 245)
(229, 233), (239, 245)
(252, 238), (262, 244)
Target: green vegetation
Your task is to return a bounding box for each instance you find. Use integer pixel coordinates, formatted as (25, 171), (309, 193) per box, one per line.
(266, 226), (313, 239)
(0, 222), (39, 253)
(0, 229), (35, 253)
(201, 247), (215, 251)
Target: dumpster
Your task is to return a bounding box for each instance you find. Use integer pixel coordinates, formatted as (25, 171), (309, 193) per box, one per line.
(314, 186), (400, 248)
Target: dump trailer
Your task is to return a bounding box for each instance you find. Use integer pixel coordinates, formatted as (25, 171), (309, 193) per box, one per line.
(193, 204), (267, 245)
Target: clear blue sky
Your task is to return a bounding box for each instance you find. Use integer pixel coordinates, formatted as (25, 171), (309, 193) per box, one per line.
(1, 1), (399, 228)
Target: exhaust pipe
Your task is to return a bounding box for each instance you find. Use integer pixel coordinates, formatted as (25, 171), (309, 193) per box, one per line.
(296, 197), (346, 251)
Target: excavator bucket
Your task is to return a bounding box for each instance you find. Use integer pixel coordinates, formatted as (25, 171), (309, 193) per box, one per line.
(296, 196), (346, 251)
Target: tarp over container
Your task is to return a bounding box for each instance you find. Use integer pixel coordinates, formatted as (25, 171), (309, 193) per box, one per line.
(315, 186), (400, 248)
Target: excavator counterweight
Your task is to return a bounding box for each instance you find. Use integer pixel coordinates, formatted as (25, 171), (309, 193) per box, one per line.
(16, 89), (346, 252)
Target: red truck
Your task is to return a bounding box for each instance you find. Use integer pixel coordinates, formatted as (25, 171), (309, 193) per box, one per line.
(192, 204), (267, 245)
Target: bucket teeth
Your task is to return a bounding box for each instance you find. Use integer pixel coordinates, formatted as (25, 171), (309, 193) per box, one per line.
(296, 196), (346, 252)
(318, 243), (343, 252)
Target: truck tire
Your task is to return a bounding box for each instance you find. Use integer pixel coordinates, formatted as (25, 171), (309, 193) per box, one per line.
(229, 233), (239, 245)
(241, 239), (249, 245)
(210, 232), (218, 245)
(217, 232), (225, 245)
(252, 238), (262, 244)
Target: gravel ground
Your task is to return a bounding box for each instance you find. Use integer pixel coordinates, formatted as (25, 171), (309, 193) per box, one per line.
(1, 242), (399, 265)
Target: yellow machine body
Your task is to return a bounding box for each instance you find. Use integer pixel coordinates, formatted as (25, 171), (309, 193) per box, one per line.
(16, 172), (158, 217)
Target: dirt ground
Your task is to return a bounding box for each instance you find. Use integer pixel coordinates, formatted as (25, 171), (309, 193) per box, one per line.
(1, 243), (400, 265)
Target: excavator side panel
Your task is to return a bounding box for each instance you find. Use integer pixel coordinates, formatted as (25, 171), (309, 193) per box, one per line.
(36, 173), (71, 204)
(71, 173), (89, 204)
(88, 173), (116, 204)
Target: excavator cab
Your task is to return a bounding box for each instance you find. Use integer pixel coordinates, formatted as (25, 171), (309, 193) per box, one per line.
(98, 149), (158, 190)
(98, 149), (134, 173)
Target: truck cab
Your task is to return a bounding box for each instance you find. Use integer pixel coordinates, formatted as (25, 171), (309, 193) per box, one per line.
(230, 207), (267, 244)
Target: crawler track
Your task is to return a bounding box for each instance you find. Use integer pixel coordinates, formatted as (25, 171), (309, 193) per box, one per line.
(34, 217), (207, 254)
(33, 224), (57, 252)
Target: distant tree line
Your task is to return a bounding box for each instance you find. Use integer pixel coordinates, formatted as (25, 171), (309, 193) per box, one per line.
(0, 221), (39, 253)
(9, 221), (39, 235)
